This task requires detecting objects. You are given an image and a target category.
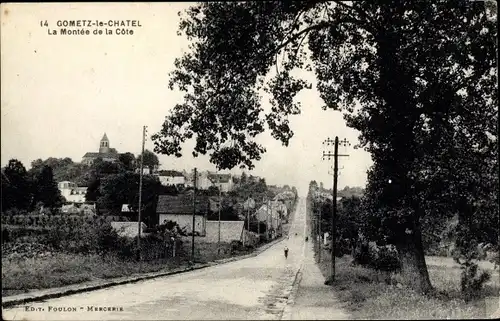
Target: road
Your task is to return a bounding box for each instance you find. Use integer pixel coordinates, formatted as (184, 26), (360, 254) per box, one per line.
(3, 198), (308, 321)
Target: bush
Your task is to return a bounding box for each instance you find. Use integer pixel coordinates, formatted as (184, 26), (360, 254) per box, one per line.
(112, 234), (170, 261)
(95, 223), (122, 254)
(230, 240), (244, 253)
(41, 219), (123, 255)
(353, 242), (372, 266)
(371, 244), (401, 272)
(460, 260), (491, 301)
(336, 238), (352, 257)
(353, 242), (401, 272)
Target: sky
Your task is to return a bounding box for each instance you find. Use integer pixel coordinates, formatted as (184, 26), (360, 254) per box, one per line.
(1, 2), (373, 197)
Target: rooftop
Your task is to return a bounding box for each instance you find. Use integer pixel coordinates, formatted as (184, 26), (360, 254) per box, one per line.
(82, 152), (119, 158)
(158, 170), (185, 177)
(156, 194), (210, 214)
(208, 173), (231, 183)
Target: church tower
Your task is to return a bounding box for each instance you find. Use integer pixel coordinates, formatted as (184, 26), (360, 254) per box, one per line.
(99, 133), (110, 154)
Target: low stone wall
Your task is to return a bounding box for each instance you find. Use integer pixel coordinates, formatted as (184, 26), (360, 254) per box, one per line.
(204, 221), (244, 243)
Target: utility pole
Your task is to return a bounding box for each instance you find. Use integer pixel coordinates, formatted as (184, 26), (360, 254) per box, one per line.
(270, 200), (273, 239)
(246, 206), (249, 245)
(267, 199), (270, 240)
(322, 136), (350, 282)
(218, 182), (221, 255)
(192, 167), (197, 261)
(137, 125), (147, 262)
(258, 197), (264, 240)
(318, 203), (322, 263)
(209, 172), (223, 256)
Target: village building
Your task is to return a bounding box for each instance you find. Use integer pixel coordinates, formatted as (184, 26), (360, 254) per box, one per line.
(158, 170), (186, 187)
(156, 194), (210, 236)
(58, 181), (87, 203)
(186, 170), (235, 192)
(81, 133), (121, 165)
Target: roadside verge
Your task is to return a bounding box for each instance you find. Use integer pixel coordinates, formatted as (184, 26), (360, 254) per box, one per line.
(280, 266), (303, 320)
(2, 236), (285, 308)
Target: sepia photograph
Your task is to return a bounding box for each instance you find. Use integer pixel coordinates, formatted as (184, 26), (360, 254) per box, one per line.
(1, 1), (499, 320)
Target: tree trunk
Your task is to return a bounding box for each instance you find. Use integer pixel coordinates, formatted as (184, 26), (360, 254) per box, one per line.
(396, 221), (433, 294)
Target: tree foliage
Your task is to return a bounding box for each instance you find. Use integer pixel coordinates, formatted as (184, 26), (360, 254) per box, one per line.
(30, 158), (89, 186)
(118, 152), (136, 171)
(2, 159), (33, 211)
(2, 160), (64, 212)
(98, 172), (162, 226)
(155, 1), (497, 293)
(138, 150), (160, 173)
(31, 165), (64, 209)
(230, 174), (268, 200)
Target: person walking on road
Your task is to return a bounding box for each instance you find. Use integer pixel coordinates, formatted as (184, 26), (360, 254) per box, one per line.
(284, 246), (289, 259)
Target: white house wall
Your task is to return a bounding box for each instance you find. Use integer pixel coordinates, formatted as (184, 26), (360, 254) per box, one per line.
(66, 194), (86, 203)
(159, 176), (186, 186)
(204, 221), (244, 243)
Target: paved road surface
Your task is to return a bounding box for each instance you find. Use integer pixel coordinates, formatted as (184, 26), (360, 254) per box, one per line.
(3, 198), (308, 321)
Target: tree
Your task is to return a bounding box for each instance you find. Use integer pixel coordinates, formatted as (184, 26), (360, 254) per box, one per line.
(309, 181), (318, 193)
(240, 172), (248, 184)
(98, 172), (162, 226)
(85, 178), (101, 202)
(338, 196), (363, 252)
(31, 157), (73, 174)
(2, 159), (33, 211)
(232, 174), (268, 200)
(32, 165), (64, 209)
(91, 158), (124, 176)
(118, 152), (136, 171)
(83, 159), (124, 203)
(138, 150), (160, 173)
(30, 157), (91, 185)
(152, 1), (497, 293)
(206, 185), (220, 196)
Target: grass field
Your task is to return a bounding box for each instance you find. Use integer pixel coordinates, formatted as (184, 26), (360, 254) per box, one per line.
(316, 250), (500, 319)
(2, 215), (291, 298)
(1, 239), (256, 297)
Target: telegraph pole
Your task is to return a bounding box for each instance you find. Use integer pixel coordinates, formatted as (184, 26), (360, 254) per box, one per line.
(246, 206), (250, 245)
(267, 199), (270, 240)
(270, 200), (273, 239)
(137, 125), (147, 262)
(218, 182), (222, 255)
(258, 196), (264, 240)
(322, 136), (350, 282)
(318, 203), (322, 263)
(209, 172), (222, 256)
(192, 167), (197, 261)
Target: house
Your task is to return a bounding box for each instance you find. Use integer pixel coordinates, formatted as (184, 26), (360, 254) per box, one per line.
(274, 191), (296, 213)
(207, 173), (234, 193)
(58, 181), (87, 203)
(186, 170), (211, 189)
(186, 170), (234, 192)
(158, 170), (186, 187)
(136, 167), (159, 175)
(82, 133), (121, 165)
(251, 200), (286, 239)
(156, 194), (210, 235)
